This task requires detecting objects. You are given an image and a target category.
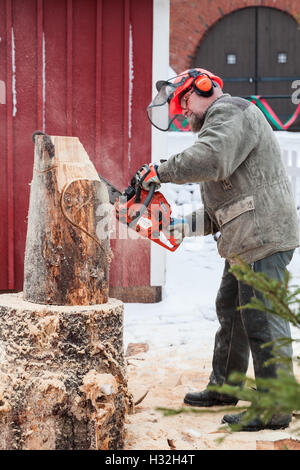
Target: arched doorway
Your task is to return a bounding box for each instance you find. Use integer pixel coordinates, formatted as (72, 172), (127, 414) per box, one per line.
(193, 7), (300, 130)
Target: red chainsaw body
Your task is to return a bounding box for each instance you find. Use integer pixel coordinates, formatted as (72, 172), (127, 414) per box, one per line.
(115, 189), (181, 252)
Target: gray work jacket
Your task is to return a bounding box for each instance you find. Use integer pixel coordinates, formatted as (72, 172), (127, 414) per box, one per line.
(158, 94), (299, 263)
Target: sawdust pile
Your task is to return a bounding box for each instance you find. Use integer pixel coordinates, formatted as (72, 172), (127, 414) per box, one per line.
(124, 346), (300, 451)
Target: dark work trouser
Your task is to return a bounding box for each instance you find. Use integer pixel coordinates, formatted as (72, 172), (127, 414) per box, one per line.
(209, 250), (295, 387)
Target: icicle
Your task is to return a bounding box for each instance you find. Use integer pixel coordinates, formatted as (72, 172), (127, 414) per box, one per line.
(128, 23), (134, 165)
(42, 32), (46, 132)
(11, 28), (17, 117)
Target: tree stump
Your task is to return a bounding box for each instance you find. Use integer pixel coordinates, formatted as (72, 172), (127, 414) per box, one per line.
(24, 133), (111, 305)
(0, 134), (132, 450)
(0, 293), (131, 450)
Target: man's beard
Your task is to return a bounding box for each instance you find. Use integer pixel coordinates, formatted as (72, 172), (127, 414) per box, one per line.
(189, 113), (204, 133)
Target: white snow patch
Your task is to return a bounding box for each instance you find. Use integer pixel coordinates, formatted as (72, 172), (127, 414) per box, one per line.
(11, 28), (17, 117)
(0, 80), (5, 105)
(128, 23), (134, 165)
(100, 384), (115, 396)
(168, 66), (177, 79)
(0, 342), (6, 362)
(184, 428), (201, 438)
(42, 32), (46, 132)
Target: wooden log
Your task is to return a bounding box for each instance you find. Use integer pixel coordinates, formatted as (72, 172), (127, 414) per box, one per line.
(23, 133), (111, 305)
(0, 293), (133, 450)
(1, 133), (133, 450)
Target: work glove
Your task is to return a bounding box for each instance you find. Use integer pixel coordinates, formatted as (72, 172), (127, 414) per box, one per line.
(166, 217), (189, 244)
(132, 163), (161, 191)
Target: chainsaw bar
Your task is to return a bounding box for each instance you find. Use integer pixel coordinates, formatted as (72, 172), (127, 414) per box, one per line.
(99, 175), (122, 205)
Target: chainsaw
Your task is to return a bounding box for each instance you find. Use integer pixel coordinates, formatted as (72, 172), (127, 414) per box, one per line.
(100, 165), (182, 252)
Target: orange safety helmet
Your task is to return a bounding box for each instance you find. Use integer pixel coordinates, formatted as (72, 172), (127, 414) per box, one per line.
(146, 68), (223, 131)
(169, 68), (223, 115)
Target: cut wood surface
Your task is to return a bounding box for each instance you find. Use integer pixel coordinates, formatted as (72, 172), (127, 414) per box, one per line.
(23, 134), (111, 305)
(256, 438), (300, 450)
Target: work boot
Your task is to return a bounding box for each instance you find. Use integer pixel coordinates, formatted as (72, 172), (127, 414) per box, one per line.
(183, 389), (238, 407)
(221, 411), (292, 431)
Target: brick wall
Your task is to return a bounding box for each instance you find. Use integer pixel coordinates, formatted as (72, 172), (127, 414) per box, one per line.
(170, 0), (300, 73)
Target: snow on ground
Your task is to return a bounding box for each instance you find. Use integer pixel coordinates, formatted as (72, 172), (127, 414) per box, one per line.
(124, 131), (300, 356)
(124, 235), (223, 359)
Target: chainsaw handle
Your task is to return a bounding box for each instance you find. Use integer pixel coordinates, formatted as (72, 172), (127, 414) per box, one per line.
(132, 164), (151, 203)
(129, 183), (156, 225)
(142, 183), (156, 208)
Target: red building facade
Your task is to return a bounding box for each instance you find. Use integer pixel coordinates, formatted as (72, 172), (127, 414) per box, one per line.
(0, 0), (159, 300)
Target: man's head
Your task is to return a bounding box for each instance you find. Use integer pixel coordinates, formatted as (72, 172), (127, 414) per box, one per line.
(179, 80), (224, 132)
(169, 68), (224, 132)
(146, 68), (223, 132)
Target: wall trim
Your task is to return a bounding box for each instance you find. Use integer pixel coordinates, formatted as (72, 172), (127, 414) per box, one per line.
(150, 0), (170, 287)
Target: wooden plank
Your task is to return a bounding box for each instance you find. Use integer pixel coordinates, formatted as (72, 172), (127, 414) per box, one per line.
(6, 0), (14, 289)
(72, 0), (97, 160)
(0, 0), (9, 289)
(37, 0), (43, 130)
(44, 0), (68, 135)
(129, 0), (152, 177)
(67, 0), (73, 135)
(101, 0), (127, 289)
(122, 0), (130, 287)
(95, 0), (102, 166)
(126, 0), (153, 288)
(99, 0), (124, 186)
(12, 0), (38, 289)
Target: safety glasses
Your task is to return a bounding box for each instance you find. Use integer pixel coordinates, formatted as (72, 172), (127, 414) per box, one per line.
(180, 90), (194, 110)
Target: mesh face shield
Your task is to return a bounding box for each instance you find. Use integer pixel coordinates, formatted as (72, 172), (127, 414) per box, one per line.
(146, 68), (223, 132)
(146, 77), (187, 132)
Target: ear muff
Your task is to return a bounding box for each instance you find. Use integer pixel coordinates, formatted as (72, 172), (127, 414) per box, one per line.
(193, 74), (214, 97)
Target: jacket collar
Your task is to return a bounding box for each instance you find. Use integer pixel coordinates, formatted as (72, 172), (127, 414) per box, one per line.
(203, 93), (231, 119)
(192, 93), (231, 133)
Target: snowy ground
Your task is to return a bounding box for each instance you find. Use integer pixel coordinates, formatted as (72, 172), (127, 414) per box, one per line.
(123, 131), (300, 451)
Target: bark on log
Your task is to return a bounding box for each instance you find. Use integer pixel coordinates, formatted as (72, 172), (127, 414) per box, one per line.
(0, 293), (133, 450)
(23, 133), (111, 305)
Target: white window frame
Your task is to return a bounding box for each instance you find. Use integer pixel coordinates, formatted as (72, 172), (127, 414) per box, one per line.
(150, 0), (170, 287)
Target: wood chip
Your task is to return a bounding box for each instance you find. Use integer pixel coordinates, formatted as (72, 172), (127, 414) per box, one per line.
(134, 389), (150, 406)
(126, 343), (149, 357)
(256, 438), (300, 450)
(167, 439), (176, 449)
(208, 429), (231, 434)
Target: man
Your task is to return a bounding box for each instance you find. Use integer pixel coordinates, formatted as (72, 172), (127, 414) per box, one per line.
(138, 68), (299, 431)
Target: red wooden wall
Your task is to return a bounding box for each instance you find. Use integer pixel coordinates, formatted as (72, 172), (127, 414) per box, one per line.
(0, 0), (153, 291)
